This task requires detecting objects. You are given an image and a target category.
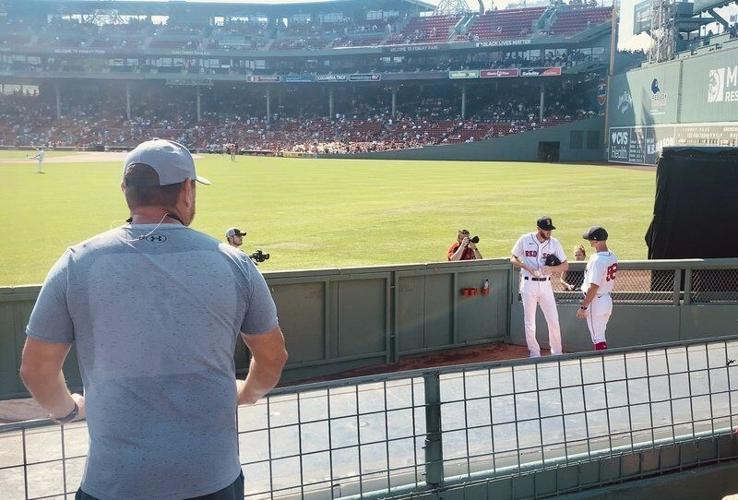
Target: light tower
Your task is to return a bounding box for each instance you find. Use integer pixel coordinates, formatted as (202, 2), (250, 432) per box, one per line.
(435, 0), (473, 15)
(649, 0), (677, 63)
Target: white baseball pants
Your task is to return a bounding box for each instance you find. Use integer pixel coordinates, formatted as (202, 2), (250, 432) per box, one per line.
(585, 294), (612, 344)
(520, 279), (562, 357)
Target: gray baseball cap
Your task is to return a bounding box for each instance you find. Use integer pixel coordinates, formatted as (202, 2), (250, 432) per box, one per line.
(123, 139), (211, 186)
(225, 227), (246, 238)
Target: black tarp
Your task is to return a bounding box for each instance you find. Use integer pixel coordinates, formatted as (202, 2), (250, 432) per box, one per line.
(645, 147), (738, 260)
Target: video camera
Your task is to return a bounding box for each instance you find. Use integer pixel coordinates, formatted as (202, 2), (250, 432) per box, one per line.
(249, 249), (270, 264)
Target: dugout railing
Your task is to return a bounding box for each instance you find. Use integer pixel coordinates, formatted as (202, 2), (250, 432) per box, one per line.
(1, 258), (738, 400)
(2, 335), (738, 499)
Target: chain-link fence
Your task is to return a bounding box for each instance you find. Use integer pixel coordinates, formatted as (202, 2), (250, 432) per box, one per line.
(553, 268), (676, 304)
(552, 262), (738, 305)
(691, 269), (738, 304)
(3, 336), (738, 499)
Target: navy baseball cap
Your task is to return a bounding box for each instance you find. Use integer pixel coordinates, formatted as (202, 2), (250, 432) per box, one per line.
(537, 216), (556, 231)
(583, 226), (608, 241)
(123, 139), (210, 186)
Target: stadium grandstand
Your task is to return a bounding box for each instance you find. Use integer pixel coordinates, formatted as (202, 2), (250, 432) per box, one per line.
(0, 0), (614, 156)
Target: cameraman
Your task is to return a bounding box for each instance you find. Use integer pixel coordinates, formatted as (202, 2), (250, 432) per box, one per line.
(448, 229), (482, 261)
(225, 227), (246, 248)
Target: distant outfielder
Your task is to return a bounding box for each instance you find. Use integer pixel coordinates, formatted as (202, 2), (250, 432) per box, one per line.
(27, 147), (45, 174)
(576, 226), (618, 350)
(511, 216), (569, 357)
(226, 143), (238, 162)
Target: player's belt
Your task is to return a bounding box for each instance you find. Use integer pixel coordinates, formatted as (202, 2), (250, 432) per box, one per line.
(524, 277), (550, 281)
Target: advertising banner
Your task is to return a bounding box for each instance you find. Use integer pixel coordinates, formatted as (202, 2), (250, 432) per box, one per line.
(520, 67), (562, 77)
(348, 73), (381, 82)
(315, 74), (348, 82)
(608, 122), (738, 164)
(480, 68), (520, 78)
(284, 74), (315, 83)
(606, 61), (681, 127)
(247, 75), (281, 83)
(680, 49), (738, 124)
(449, 70), (480, 79)
(165, 79), (213, 87)
(475, 39), (531, 47)
(387, 44), (441, 53)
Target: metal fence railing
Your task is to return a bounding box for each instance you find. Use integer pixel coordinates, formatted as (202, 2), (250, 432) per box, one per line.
(551, 259), (738, 305)
(553, 268), (676, 303)
(3, 335), (738, 499)
(3, 259), (738, 402)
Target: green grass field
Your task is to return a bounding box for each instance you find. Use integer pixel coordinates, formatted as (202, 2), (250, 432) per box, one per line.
(0, 153), (655, 286)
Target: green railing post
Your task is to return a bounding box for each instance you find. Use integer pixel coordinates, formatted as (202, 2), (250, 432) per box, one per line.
(684, 267), (693, 306)
(673, 268), (682, 306)
(423, 371), (444, 488)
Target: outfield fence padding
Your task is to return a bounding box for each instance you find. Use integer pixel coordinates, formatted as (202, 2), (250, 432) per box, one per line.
(1, 258), (737, 400)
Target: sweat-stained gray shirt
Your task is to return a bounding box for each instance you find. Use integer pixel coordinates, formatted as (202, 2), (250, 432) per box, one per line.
(26, 223), (279, 500)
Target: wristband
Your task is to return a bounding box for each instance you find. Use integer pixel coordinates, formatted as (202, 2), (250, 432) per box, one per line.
(51, 401), (79, 424)
(580, 305), (588, 310)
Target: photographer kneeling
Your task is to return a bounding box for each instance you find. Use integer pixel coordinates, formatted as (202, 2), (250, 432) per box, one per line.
(448, 229), (483, 261)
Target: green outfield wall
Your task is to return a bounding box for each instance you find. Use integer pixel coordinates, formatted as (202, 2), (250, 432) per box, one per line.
(2, 258), (737, 400)
(322, 117), (605, 163)
(607, 60), (681, 128)
(607, 44), (738, 164)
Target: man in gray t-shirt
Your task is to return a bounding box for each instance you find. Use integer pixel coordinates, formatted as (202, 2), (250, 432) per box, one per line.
(20, 139), (288, 500)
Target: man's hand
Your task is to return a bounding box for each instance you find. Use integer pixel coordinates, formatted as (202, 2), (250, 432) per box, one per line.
(461, 237), (470, 248)
(71, 393), (86, 419)
(576, 308), (588, 319)
(468, 241), (476, 250)
(236, 379), (258, 405)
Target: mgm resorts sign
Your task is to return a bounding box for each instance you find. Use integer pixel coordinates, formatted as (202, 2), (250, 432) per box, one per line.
(708, 65), (738, 103)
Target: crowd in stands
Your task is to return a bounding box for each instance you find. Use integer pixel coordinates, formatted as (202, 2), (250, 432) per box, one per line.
(0, 46), (605, 77)
(381, 48), (603, 73)
(0, 82), (601, 154)
(0, 4), (612, 54)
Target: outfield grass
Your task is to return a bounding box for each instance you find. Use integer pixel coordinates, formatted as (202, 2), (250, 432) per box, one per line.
(0, 153), (655, 286)
(0, 150), (71, 159)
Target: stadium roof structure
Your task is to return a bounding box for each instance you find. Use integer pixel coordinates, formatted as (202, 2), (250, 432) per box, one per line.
(18, 0), (437, 16)
(691, 0), (737, 13)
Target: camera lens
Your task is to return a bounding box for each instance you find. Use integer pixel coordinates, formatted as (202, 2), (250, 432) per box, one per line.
(470, 236), (480, 244)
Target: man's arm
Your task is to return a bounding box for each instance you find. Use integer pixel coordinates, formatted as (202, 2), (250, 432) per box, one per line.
(470, 243), (482, 259)
(20, 337), (85, 419)
(449, 240), (468, 261)
(544, 260), (569, 275)
(547, 244), (570, 274)
(559, 274), (575, 290)
(510, 254), (535, 274)
(576, 283), (600, 319)
(237, 327), (288, 405)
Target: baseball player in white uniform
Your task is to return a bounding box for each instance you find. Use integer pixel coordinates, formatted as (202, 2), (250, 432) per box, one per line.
(576, 226), (618, 350)
(511, 216), (569, 357)
(28, 147), (45, 174)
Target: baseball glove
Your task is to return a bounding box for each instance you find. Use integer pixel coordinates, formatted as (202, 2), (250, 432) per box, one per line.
(545, 254), (562, 267)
